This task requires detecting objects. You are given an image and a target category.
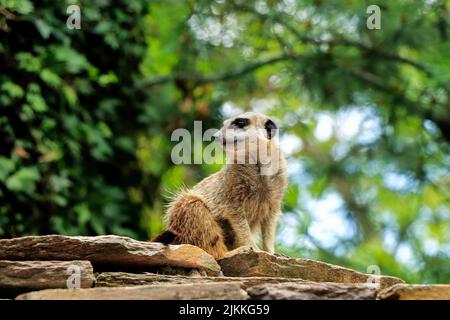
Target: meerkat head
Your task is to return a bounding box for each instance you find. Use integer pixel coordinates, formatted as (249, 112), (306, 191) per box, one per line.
(214, 112), (282, 174)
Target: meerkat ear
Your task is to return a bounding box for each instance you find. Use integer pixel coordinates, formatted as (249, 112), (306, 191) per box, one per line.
(265, 119), (277, 139)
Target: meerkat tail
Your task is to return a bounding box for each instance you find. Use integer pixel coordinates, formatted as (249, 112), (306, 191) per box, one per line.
(166, 194), (228, 259)
(152, 229), (178, 245)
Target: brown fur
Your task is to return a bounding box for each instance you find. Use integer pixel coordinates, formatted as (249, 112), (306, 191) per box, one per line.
(154, 112), (288, 259)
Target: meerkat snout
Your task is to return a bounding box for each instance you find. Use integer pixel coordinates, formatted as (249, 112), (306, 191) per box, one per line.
(153, 112), (288, 259)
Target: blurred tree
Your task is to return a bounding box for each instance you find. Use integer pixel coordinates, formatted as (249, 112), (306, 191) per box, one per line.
(0, 0), (449, 283)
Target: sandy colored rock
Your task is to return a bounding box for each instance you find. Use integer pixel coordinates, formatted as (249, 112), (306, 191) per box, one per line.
(247, 282), (379, 300)
(16, 282), (248, 300)
(377, 284), (450, 300)
(0, 260), (94, 297)
(0, 235), (220, 275)
(218, 247), (403, 289)
(96, 271), (307, 289)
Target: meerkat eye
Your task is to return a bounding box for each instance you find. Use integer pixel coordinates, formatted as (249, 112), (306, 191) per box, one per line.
(265, 119), (277, 139)
(231, 118), (249, 129)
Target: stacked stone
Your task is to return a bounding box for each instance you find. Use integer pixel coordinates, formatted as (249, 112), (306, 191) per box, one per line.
(0, 235), (447, 300)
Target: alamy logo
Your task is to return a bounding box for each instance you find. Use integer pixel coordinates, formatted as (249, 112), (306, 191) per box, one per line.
(367, 5), (381, 30)
(66, 5), (81, 30)
(66, 265), (81, 288)
(366, 265), (382, 287)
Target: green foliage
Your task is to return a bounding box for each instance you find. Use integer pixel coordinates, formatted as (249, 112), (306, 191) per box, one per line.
(0, 0), (158, 238)
(1, 0), (449, 283)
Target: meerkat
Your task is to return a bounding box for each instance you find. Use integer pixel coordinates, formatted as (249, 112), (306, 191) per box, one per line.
(153, 112), (288, 259)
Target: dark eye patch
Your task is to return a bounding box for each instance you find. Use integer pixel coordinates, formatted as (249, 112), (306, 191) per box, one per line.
(231, 118), (250, 129)
(265, 119), (277, 139)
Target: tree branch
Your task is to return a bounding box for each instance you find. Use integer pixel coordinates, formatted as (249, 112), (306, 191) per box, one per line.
(0, 8), (16, 20)
(232, 2), (432, 76)
(0, 7), (32, 22)
(350, 68), (450, 142)
(314, 37), (432, 76)
(140, 53), (298, 88)
(196, 54), (293, 84)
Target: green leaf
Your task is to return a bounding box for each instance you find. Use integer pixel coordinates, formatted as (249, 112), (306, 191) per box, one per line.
(26, 92), (48, 112)
(5, 167), (40, 195)
(284, 184), (299, 209)
(3, 0), (34, 15)
(34, 19), (52, 39)
(1, 81), (24, 98)
(63, 85), (78, 107)
(75, 203), (91, 226)
(98, 72), (119, 86)
(0, 156), (15, 180)
(49, 174), (72, 192)
(310, 175), (328, 198)
(90, 215), (106, 235)
(15, 52), (41, 72)
(423, 186), (444, 209)
(40, 69), (61, 87)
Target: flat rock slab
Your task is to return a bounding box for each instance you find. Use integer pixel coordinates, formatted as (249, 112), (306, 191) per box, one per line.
(96, 271), (307, 289)
(16, 282), (248, 300)
(218, 247), (403, 289)
(0, 235), (220, 275)
(0, 260), (94, 297)
(247, 282), (379, 300)
(378, 284), (450, 300)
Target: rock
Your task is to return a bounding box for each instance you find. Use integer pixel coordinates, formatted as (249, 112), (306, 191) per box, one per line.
(150, 266), (210, 276)
(16, 282), (248, 300)
(377, 284), (450, 300)
(0, 235), (220, 275)
(247, 282), (379, 300)
(218, 247), (403, 289)
(96, 271), (307, 289)
(0, 260), (94, 297)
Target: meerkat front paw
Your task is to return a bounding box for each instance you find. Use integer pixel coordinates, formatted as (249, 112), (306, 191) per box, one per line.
(231, 245), (258, 254)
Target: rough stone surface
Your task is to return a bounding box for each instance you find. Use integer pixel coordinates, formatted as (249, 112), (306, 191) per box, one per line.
(218, 247), (403, 289)
(16, 282), (248, 300)
(0, 260), (94, 297)
(2, 235), (443, 300)
(0, 235), (220, 275)
(96, 271), (307, 289)
(247, 282), (379, 300)
(377, 284), (450, 300)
